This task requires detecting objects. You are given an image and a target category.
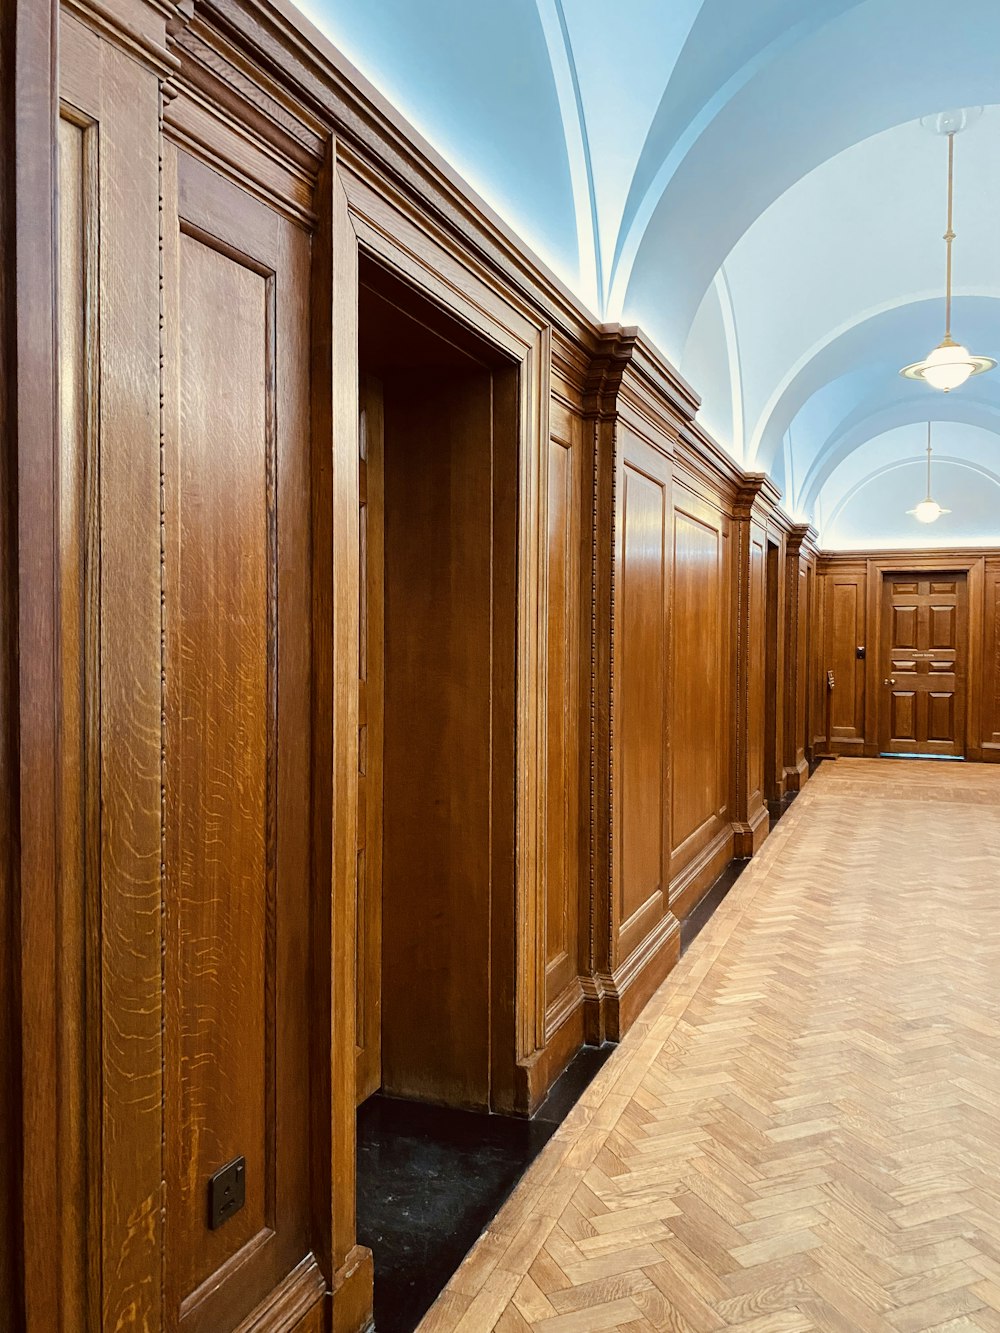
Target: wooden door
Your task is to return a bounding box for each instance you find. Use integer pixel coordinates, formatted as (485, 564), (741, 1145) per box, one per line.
(879, 573), (968, 757)
(356, 375), (384, 1104)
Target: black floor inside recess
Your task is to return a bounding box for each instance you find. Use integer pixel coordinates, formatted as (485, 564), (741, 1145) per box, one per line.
(357, 1046), (614, 1333)
(358, 790), (802, 1332)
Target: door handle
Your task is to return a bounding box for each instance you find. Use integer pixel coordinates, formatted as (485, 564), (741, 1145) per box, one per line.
(883, 677), (896, 686)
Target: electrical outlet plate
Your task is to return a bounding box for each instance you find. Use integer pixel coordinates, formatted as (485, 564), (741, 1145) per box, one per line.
(208, 1156), (246, 1230)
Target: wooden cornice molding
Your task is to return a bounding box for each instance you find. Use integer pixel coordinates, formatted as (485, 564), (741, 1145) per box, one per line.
(818, 544), (1000, 565)
(191, 0), (600, 347)
(64, 0), (182, 73)
(786, 522), (819, 558)
(733, 472), (782, 520)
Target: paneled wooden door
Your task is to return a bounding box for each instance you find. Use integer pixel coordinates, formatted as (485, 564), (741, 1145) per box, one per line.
(879, 572), (968, 757)
(356, 375), (384, 1104)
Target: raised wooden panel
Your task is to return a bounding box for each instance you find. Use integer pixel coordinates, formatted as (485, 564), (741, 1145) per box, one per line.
(928, 691), (955, 741)
(616, 453), (669, 955)
(748, 536), (766, 808)
(612, 431), (671, 965)
(930, 580), (957, 595)
(163, 149), (313, 1332)
(826, 575), (866, 745)
(890, 691), (916, 741)
(891, 604), (918, 648)
(671, 502), (726, 866)
(931, 603), (957, 648)
(545, 402), (583, 1011)
(985, 573), (1000, 746)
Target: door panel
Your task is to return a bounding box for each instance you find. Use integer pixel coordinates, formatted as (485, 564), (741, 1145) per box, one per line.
(879, 573), (967, 757)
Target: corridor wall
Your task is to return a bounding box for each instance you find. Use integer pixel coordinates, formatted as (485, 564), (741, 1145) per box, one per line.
(2, 1), (817, 1328)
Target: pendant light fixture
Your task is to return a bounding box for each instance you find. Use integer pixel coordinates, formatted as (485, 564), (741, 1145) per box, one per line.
(907, 422), (951, 524)
(900, 123), (996, 391)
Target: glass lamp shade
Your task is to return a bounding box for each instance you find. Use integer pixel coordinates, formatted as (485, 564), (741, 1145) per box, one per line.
(900, 337), (997, 391)
(907, 498), (950, 524)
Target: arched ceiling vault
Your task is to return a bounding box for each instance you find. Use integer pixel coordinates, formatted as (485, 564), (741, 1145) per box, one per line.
(294, 0), (1000, 546)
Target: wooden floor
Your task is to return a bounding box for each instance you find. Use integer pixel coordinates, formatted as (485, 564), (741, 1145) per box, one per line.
(418, 759), (1000, 1333)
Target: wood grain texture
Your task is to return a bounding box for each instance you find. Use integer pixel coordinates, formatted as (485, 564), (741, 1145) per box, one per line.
(380, 363), (513, 1110)
(162, 145), (315, 1332)
(613, 427), (670, 964)
(879, 573), (968, 756)
(420, 757), (1000, 1333)
(355, 373), (384, 1105)
(670, 490), (731, 897)
(544, 400), (584, 1020)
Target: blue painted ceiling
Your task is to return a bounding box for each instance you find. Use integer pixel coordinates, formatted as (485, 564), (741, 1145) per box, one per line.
(296, 0), (1000, 547)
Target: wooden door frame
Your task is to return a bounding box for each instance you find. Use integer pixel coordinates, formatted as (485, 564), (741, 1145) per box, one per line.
(337, 186), (554, 1123)
(863, 553), (985, 762)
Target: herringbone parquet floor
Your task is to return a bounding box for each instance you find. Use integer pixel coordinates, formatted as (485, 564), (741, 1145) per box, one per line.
(418, 759), (1000, 1333)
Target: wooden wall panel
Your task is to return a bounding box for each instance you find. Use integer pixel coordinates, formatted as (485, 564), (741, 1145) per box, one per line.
(982, 562), (1000, 756)
(544, 400), (583, 1016)
(747, 532), (767, 815)
(162, 150), (316, 1331)
(820, 565), (867, 753)
(669, 488), (732, 910)
(380, 367), (516, 1111)
(782, 529), (816, 788)
(613, 428), (671, 964)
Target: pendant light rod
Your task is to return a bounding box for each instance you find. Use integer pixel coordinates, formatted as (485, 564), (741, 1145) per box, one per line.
(925, 422), (933, 499)
(900, 120), (996, 391)
(944, 132), (955, 341)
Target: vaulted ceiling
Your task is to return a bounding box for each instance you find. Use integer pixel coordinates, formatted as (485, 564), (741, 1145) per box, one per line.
(296, 0), (1000, 548)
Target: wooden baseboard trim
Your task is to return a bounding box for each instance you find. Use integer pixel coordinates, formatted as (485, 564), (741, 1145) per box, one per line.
(670, 824), (737, 921)
(330, 1245), (374, 1333)
(514, 984), (587, 1115)
(235, 1255), (327, 1333)
(582, 912), (681, 1044)
(783, 758), (809, 791)
(733, 803), (769, 858)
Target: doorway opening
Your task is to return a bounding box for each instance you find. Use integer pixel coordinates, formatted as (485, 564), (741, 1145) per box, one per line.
(878, 572), (968, 758)
(354, 255), (518, 1113)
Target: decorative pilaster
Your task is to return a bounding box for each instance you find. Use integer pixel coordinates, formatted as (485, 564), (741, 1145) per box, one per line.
(732, 474), (782, 856)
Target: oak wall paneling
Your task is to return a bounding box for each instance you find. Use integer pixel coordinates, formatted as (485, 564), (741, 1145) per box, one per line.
(309, 152), (373, 1330)
(817, 559), (867, 754)
(732, 478), (782, 859)
(58, 11), (167, 1330)
(982, 557), (1000, 759)
(5, 1), (61, 1327)
(783, 525), (817, 789)
(669, 480), (734, 913)
(532, 345), (590, 1091)
(162, 142), (324, 1332)
(614, 424), (672, 966)
(9, 1), (855, 1327)
(379, 361), (517, 1110)
(585, 330), (702, 1043)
